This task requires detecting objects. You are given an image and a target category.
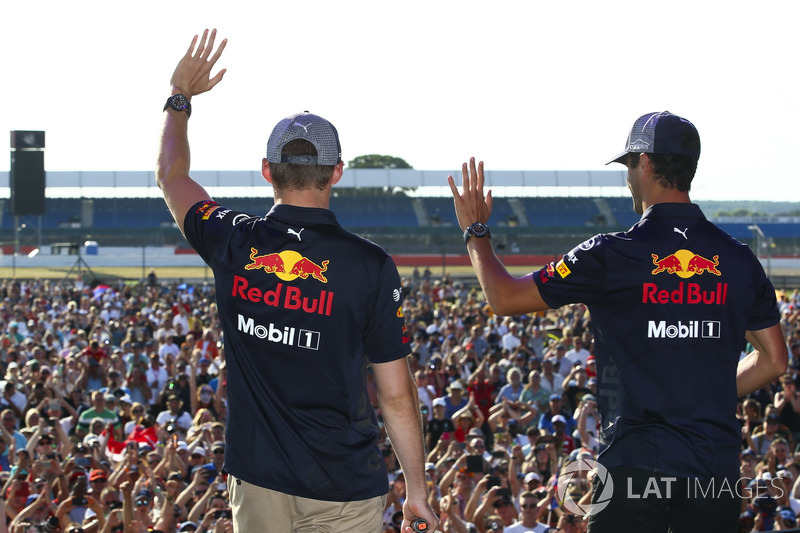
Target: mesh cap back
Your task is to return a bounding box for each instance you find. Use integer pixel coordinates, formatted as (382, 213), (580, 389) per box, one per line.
(607, 111), (700, 165)
(266, 112), (342, 166)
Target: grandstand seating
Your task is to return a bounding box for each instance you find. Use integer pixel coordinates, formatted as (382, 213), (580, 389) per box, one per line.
(1, 196), (797, 256)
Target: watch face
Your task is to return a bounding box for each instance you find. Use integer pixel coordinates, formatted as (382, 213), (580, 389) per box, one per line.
(170, 95), (188, 110)
(470, 222), (488, 237)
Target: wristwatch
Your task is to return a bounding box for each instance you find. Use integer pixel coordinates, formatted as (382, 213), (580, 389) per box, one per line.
(463, 222), (491, 244)
(164, 94), (192, 118)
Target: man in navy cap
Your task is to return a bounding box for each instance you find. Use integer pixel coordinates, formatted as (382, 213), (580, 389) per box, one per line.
(450, 111), (787, 532)
(158, 29), (436, 533)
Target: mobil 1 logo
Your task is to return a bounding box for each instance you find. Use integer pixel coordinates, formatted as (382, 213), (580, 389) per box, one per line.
(237, 314), (321, 350)
(647, 320), (721, 339)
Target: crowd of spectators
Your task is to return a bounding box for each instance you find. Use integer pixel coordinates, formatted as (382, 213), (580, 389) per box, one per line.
(0, 269), (796, 533)
(0, 275), (229, 533)
(379, 269), (800, 533)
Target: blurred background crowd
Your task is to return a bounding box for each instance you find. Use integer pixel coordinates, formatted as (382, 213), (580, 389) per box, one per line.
(0, 270), (796, 532)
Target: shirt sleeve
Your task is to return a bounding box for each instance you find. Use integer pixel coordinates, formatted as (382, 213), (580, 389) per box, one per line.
(363, 256), (412, 364)
(183, 201), (253, 267)
(533, 234), (608, 309)
(746, 253), (781, 331)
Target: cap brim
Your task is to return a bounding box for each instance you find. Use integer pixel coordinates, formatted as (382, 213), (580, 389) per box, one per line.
(606, 151), (628, 166)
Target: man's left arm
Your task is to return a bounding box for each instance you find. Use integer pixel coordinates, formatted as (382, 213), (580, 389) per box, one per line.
(372, 358), (439, 533)
(738, 325), (788, 396)
(156, 29), (227, 236)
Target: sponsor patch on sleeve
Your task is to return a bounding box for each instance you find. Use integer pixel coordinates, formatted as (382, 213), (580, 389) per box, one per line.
(556, 259), (572, 278)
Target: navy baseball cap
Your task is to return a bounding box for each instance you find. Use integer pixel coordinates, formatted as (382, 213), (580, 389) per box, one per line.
(266, 111), (342, 166)
(607, 111), (700, 165)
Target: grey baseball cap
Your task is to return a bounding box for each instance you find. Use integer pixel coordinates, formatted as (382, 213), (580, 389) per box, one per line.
(266, 111), (342, 165)
(607, 111), (700, 165)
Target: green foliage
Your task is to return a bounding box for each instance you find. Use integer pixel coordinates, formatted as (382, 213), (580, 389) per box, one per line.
(347, 154), (412, 169)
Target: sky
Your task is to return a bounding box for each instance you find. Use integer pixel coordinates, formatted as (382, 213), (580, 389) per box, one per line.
(2, 1), (799, 202)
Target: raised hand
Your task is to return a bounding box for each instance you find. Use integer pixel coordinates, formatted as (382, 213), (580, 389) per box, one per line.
(448, 157), (493, 232)
(170, 29), (227, 98)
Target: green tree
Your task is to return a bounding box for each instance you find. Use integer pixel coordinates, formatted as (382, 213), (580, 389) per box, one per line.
(347, 154), (412, 169)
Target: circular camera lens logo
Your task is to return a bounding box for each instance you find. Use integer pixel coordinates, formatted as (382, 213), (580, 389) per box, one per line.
(557, 456), (613, 516)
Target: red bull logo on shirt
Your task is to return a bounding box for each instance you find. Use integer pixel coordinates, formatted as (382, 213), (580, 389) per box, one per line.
(645, 250), (727, 305)
(244, 249), (329, 283)
(236, 250), (333, 316)
(651, 249), (721, 277)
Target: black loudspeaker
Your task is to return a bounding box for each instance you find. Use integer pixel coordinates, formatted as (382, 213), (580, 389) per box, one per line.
(10, 131), (45, 216)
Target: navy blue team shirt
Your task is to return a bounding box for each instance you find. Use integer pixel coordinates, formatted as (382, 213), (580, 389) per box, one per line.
(533, 203), (780, 481)
(184, 200), (412, 501)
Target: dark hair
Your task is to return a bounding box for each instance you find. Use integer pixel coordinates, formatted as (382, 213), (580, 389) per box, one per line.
(628, 141), (699, 193)
(268, 139), (336, 191)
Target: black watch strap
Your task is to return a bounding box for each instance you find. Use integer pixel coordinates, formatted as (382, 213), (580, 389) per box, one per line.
(164, 94), (192, 118)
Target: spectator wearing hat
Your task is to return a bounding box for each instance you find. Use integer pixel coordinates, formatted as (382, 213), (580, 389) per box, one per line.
(131, 487), (155, 529)
(584, 355), (597, 379)
(751, 412), (786, 458)
(436, 380), (469, 420)
(193, 355), (214, 388)
(451, 394), (484, 444)
(209, 441), (225, 473)
(537, 394), (575, 437)
(425, 397), (455, 453)
(88, 468), (108, 496)
(549, 415), (575, 456)
(156, 395), (192, 440)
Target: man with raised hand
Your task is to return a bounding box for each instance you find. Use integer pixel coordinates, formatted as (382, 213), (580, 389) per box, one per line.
(158, 29), (436, 533)
(448, 111), (787, 532)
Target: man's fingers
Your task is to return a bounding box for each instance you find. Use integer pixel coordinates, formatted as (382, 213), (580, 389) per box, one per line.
(447, 175), (460, 199)
(186, 35), (199, 57)
(202, 29), (217, 61)
(208, 69), (227, 90)
(475, 160), (485, 199)
(208, 38), (228, 68)
(461, 162), (471, 196)
(196, 29), (209, 59)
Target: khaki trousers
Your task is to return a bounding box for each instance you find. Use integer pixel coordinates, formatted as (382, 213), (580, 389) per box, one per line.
(228, 474), (386, 533)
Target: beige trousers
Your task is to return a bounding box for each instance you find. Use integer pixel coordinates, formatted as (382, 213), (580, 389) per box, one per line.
(228, 474), (386, 533)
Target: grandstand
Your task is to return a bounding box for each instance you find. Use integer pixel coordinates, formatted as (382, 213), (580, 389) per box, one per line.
(0, 169), (798, 282)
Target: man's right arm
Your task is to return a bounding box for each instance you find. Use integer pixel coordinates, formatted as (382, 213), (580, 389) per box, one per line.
(156, 29), (227, 236)
(737, 325), (788, 397)
(449, 158), (550, 316)
(372, 358), (439, 533)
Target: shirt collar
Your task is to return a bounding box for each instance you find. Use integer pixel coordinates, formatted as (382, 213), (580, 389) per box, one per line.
(265, 204), (340, 227)
(641, 202), (706, 220)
